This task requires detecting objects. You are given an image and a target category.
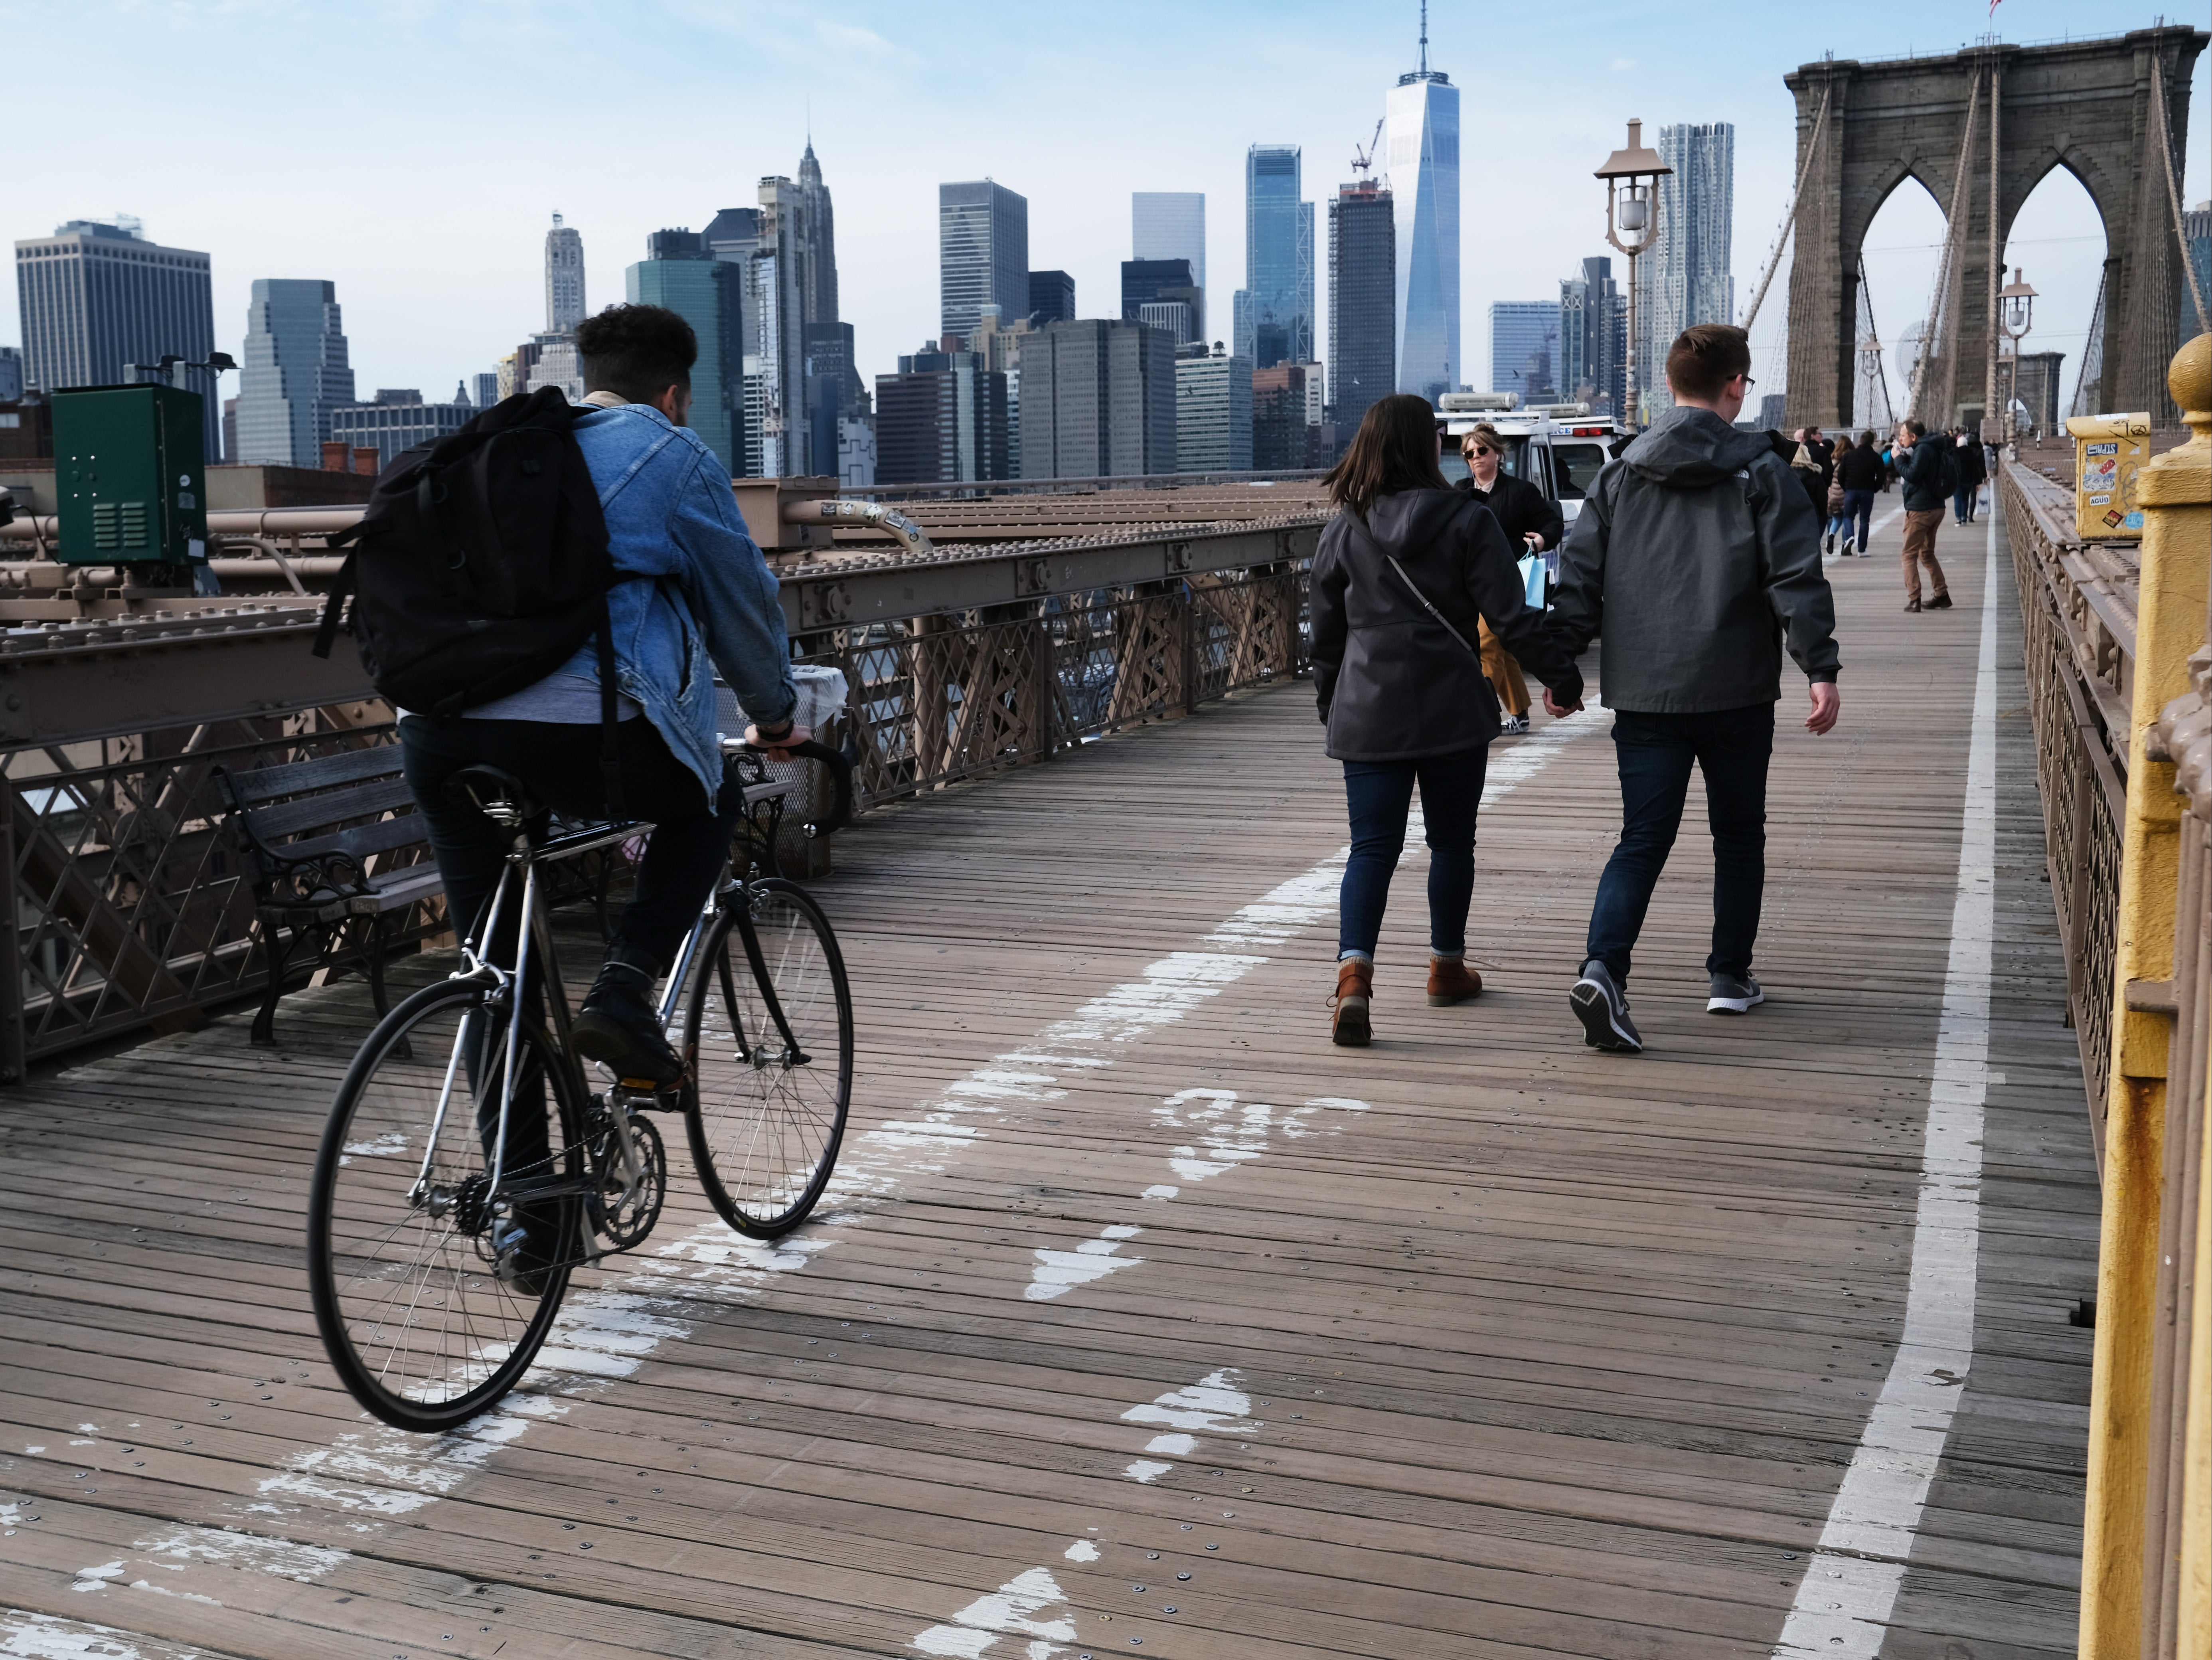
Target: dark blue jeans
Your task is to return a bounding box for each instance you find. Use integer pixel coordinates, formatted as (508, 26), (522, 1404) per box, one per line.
(1843, 488), (1876, 548)
(1338, 746), (1488, 960)
(1585, 704), (1774, 984)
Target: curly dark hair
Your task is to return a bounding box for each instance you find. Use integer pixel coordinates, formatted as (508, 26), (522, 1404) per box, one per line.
(575, 303), (697, 403)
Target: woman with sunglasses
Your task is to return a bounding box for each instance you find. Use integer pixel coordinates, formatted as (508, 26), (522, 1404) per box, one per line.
(1456, 423), (1565, 735)
(1310, 395), (1586, 1047)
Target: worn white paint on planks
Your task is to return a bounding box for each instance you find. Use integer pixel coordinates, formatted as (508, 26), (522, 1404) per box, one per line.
(1770, 508), (2001, 1656)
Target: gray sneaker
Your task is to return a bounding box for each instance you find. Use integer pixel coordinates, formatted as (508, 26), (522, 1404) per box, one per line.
(1570, 960), (1642, 1052)
(1499, 714), (1531, 735)
(1708, 972), (1765, 1014)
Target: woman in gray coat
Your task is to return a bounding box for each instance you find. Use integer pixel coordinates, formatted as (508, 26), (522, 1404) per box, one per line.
(1309, 394), (1586, 1046)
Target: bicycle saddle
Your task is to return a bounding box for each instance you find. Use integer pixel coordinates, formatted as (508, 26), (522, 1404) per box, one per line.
(444, 764), (545, 824)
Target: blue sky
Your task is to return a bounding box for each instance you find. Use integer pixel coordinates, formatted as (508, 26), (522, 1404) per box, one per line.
(9, 0), (2206, 417)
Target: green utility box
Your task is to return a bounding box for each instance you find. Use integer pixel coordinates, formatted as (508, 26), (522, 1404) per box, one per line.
(54, 383), (209, 566)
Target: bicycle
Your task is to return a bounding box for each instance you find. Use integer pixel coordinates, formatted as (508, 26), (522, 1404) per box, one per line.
(306, 736), (856, 1432)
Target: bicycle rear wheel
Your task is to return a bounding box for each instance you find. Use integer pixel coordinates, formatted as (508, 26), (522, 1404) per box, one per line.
(307, 979), (588, 1431)
(683, 878), (853, 1237)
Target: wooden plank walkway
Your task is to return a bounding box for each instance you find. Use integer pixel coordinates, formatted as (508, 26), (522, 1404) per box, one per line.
(0, 499), (2097, 1659)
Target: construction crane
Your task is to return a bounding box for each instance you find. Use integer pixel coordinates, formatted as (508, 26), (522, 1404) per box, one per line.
(1351, 118), (1383, 179)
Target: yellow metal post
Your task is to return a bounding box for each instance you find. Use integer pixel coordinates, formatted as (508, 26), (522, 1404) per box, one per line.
(2082, 336), (2211, 1656)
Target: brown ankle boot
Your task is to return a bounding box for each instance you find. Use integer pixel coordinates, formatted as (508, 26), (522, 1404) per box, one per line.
(1427, 957), (1483, 1006)
(1330, 959), (1372, 1047)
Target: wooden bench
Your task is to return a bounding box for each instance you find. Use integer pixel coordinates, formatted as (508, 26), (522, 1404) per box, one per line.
(215, 744), (444, 1046)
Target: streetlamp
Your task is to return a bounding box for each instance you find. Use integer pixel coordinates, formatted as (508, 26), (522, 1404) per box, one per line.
(1595, 118), (1671, 431)
(1858, 334), (1890, 431)
(1997, 267), (2036, 444)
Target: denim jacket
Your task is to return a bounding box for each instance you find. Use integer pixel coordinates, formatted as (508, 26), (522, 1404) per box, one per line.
(552, 402), (797, 805)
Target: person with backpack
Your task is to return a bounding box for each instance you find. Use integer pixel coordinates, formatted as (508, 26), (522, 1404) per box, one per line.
(1309, 394), (1585, 1047)
(1544, 324), (1841, 1053)
(1893, 418), (1954, 612)
(373, 303), (800, 1087)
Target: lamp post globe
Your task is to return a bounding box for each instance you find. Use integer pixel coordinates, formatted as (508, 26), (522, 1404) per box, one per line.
(1997, 267), (2037, 441)
(1594, 119), (1671, 431)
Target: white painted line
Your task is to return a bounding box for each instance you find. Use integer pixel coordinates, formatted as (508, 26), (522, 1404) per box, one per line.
(908, 1566), (1076, 1656)
(0, 1610), (210, 1659)
(1770, 504), (2000, 1656)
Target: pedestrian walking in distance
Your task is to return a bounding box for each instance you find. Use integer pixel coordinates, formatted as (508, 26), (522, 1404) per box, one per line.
(1310, 393), (1585, 1047)
(1835, 430), (1884, 555)
(1454, 422), (1564, 735)
(1894, 419), (1954, 612)
(1545, 324), (1842, 1053)
(1951, 427), (1987, 525)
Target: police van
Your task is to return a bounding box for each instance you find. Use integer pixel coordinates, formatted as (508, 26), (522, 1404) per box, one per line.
(1434, 392), (1622, 534)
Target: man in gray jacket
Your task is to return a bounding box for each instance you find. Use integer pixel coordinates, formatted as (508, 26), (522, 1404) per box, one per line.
(1545, 324), (1841, 1051)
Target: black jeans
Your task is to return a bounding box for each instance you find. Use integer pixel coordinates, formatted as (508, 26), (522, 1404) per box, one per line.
(1338, 746), (1488, 960)
(401, 715), (744, 1174)
(1584, 704), (1774, 984)
(400, 713), (744, 973)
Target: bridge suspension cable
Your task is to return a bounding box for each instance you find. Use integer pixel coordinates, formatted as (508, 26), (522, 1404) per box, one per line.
(1740, 85), (1832, 334)
(1904, 68), (1983, 423)
(2151, 51), (2210, 338)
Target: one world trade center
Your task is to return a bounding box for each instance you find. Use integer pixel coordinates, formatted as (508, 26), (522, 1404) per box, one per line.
(1385, 7), (1458, 401)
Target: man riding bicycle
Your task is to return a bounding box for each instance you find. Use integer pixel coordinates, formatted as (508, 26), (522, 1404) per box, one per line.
(399, 302), (802, 1089)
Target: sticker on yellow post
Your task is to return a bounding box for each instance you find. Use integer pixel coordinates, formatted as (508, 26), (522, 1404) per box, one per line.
(2065, 412), (2151, 540)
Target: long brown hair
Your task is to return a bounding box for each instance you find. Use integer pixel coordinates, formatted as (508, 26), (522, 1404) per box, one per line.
(1325, 393), (1448, 513)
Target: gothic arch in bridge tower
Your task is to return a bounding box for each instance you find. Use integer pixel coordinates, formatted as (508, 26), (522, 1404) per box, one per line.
(1782, 26), (2205, 431)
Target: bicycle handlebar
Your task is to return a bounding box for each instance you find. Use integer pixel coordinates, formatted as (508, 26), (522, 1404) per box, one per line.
(734, 736), (855, 840)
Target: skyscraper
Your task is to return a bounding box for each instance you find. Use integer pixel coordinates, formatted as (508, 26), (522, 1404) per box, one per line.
(1175, 349), (1253, 472)
(1020, 319), (1175, 478)
(235, 279), (356, 468)
(1328, 179), (1394, 431)
(627, 230), (741, 476)
(753, 177), (812, 476)
(1557, 255), (1626, 416)
(1133, 192), (1205, 338)
(875, 352), (1007, 485)
(1028, 270), (1076, 326)
(1386, 12), (1459, 400)
(1234, 146), (1313, 370)
(0, 348), (21, 403)
(15, 217), (219, 458)
(793, 142), (861, 469)
(1642, 122), (1734, 413)
(1122, 259), (1203, 343)
(1489, 302), (1557, 401)
(545, 213), (585, 333)
(940, 181), (1029, 344)
(794, 142), (841, 333)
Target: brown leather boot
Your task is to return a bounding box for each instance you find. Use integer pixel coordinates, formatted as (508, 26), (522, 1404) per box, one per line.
(1330, 958), (1372, 1047)
(1427, 957), (1483, 1006)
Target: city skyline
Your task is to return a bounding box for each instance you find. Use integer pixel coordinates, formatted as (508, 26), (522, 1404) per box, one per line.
(6, 4), (2202, 425)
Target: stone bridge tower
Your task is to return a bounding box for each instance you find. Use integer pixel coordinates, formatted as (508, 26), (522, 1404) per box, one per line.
(1783, 26), (2206, 432)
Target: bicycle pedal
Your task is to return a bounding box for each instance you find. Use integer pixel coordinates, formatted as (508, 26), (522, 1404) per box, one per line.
(613, 1078), (689, 1111)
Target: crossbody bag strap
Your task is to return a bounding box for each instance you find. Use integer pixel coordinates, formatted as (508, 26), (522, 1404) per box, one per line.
(1382, 551), (1481, 662)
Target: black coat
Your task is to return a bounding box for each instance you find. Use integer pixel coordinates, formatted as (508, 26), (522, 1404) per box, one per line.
(1311, 490), (1585, 761)
(1835, 444), (1884, 492)
(1551, 407), (1840, 713)
(1455, 470), (1565, 552)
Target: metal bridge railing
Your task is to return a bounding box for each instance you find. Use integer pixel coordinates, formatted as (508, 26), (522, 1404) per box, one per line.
(1999, 457), (2134, 1140)
(2041, 334), (2210, 1660)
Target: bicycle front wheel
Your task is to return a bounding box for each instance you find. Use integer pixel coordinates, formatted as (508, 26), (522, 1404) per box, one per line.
(684, 878), (853, 1237)
(307, 980), (588, 1432)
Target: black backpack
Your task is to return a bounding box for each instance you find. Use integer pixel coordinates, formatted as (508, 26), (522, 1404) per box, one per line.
(1932, 440), (1961, 496)
(313, 387), (617, 718)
